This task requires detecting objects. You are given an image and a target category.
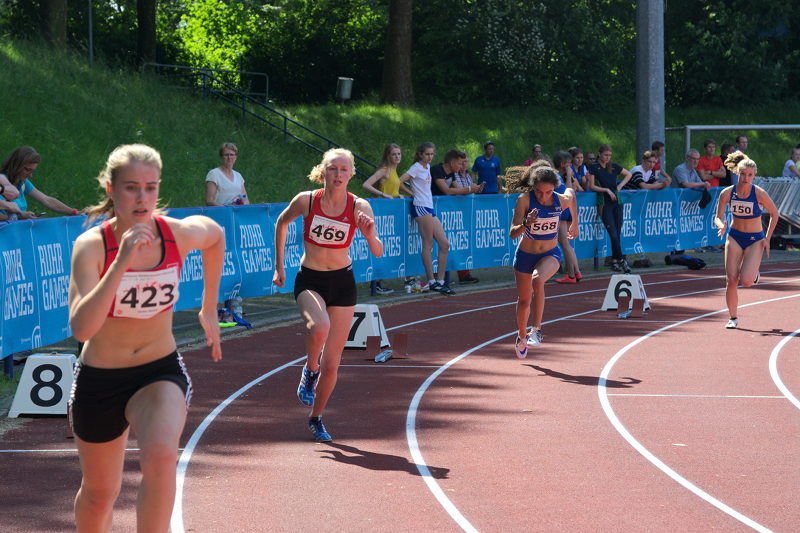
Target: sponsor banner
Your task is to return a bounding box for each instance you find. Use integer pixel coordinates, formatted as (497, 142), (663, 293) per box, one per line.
(0, 189), (729, 356)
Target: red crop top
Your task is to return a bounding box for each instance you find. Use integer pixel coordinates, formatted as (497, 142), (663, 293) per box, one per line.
(101, 215), (183, 319)
(302, 189), (358, 249)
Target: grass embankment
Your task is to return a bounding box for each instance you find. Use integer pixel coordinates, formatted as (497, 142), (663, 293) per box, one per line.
(2, 37), (800, 216)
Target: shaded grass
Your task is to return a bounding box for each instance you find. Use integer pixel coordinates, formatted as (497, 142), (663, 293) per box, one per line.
(2, 37), (799, 218)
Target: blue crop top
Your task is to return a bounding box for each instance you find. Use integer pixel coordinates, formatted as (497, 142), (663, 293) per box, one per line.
(729, 185), (762, 220)
(523, 191), (562, 240)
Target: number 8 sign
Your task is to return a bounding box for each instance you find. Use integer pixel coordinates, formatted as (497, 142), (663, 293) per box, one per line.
(9, 353), (76, 418)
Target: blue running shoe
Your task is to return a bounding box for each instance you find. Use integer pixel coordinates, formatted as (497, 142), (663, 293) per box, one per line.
(297, 365), (319, 406)
(308, 416), (332, 442)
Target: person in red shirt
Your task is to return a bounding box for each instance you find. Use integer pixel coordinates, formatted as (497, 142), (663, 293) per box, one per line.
(697, 139), (725, 188)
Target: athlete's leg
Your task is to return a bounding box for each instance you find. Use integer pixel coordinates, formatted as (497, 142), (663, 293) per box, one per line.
(430, 217), (450, 282)
(296, 290), (331, 370)
(126, 381), (188, 533)
(558, 220), (579, 277)
(739, 239), (766, 287)
(310, 305), (355, 417)
(514, 269), (534, 339)
(724, 237), (744, 319)
(75, 432), (128, 532)
(415, 214), (436, 281)
(531, 256), (561, 328)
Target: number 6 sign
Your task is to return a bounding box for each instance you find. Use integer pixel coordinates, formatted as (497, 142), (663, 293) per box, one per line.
(601, 274), (651, 311)
(9, 353), (76, 418)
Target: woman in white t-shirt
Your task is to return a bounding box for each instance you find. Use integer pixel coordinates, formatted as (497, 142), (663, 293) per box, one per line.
(400, 142), (454, 295)
(781, 147), (800, 178)
(205, 142), (250, 206)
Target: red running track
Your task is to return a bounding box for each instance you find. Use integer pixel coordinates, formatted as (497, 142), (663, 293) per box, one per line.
(1, 263), (799, 532)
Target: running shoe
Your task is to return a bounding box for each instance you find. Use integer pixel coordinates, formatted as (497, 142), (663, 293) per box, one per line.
(297, 364), (319, 406)
(554, 275), (577, 284)
(458, 276), (480, 284)
(526, 327), (543, 347)
(308, 416), (332, 442)
(725, 317), (738, 329)
(430, 281), (456, 295)
(610, 261), (624, 273)
(375, 284), (395, 295)
(621, 259), (632, 274)
(753, 272), (760, 285)
(575, 271), (583, 281)
(515, 335), (528, 359)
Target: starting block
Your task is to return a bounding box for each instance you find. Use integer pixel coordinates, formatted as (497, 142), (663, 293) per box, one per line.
(602, 274), (651, 312)
(9, 353), (76, 418)
(370, 333), (408, 363)
(617, 298), (646, 319)
(346, 304), (390, 349)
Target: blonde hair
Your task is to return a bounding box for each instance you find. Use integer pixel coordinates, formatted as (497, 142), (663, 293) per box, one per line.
(86, 144), (163, 223)
(724, 152), (756, 175)
(307, 148), (355, 184)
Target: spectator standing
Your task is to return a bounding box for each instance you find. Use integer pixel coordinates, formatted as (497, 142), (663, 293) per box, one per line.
(552, 152), (583, 284)
(68, 144), (224, 532)
(362, 143), (411, 295)
(0, 146), (83, 219)
(568, 147), (589, 190)
(432, 150), (482, 284)
(729, 135), (750, 186)
(401, 142), (454, 294)
(781, 147), (800, 178)
(713, 152), (778, 329)
(586, 144), (633, 273)
(625, 151), (671, 190)
(585, 152), (597, 166)
(273, 148), (384, 442)
(650, 141), (673, 184)
(697, 139), (725, 188)
(472, 141), (502, 193)
(523, 144), (543, 166)
(205, 142), (249, 206)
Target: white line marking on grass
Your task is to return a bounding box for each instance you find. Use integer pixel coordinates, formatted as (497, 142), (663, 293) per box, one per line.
(598, 293), (800, 533)
(768, 328), (800, 411)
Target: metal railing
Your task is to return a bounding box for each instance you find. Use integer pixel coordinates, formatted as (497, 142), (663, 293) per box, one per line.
(144, 64), (376, 178)
(665, 124), (800, 156)
(755, 177), (800, 234)
(142, 63), (269, 102)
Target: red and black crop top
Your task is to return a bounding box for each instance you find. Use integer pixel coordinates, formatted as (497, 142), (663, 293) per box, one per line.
(302, 189), (358, 249)
(101, 215), (182, 319)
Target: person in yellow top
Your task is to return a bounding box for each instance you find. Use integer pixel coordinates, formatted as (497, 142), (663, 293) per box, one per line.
(362, 144), (412, 294)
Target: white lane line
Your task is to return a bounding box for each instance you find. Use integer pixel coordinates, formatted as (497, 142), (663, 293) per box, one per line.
(768, 328), (800, 411)
(170, 355), (306, 533)
(170, 271), (800, 532)
(607, 394), (785, 399)
(598, 293), (800, 533)
(0, 448), (147, 453)
(405, 307), (600, 533)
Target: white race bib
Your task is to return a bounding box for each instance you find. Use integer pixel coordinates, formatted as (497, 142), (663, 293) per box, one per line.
(730, 199), (754, 217)
(113, 266), (180, 319)
(528, 215), (560, 236)
(308, 214), (350, 245)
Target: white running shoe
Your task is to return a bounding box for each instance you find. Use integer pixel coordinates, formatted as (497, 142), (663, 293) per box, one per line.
(515, 336), (528, 359)
(526, 327), (542, 347)
(725, 317), (738, 329)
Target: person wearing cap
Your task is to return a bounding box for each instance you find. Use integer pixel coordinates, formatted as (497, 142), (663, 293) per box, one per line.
(471, 141), (502, 194)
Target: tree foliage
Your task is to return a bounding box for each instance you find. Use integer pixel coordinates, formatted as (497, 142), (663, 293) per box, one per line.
(0, 0), (798, 108)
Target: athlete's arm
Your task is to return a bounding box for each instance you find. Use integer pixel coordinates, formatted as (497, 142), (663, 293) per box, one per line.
(272, 192), (310, 287)
(713, 187), (731, 238)
(355, 198), (383, 257)
(509, 193), (533, 240)
(757, 186), (779, 258)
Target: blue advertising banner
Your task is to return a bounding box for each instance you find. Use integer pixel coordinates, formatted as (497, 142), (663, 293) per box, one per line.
(0, 188), (736, 357)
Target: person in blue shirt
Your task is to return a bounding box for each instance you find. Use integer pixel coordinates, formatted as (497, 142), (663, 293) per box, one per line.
(0, 146), (82, 220)
(471, 141), (502, 194)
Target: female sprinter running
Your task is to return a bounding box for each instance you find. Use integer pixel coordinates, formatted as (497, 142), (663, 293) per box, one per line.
(714, 152), (778, 329)
(507, 164), (578, 357)
(273, 148), (383, 442)
(68, 144), (224, 532)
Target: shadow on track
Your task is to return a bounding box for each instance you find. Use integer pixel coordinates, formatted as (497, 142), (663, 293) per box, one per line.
(318, 442), (450, 479)
(526, 365), (642, 388)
